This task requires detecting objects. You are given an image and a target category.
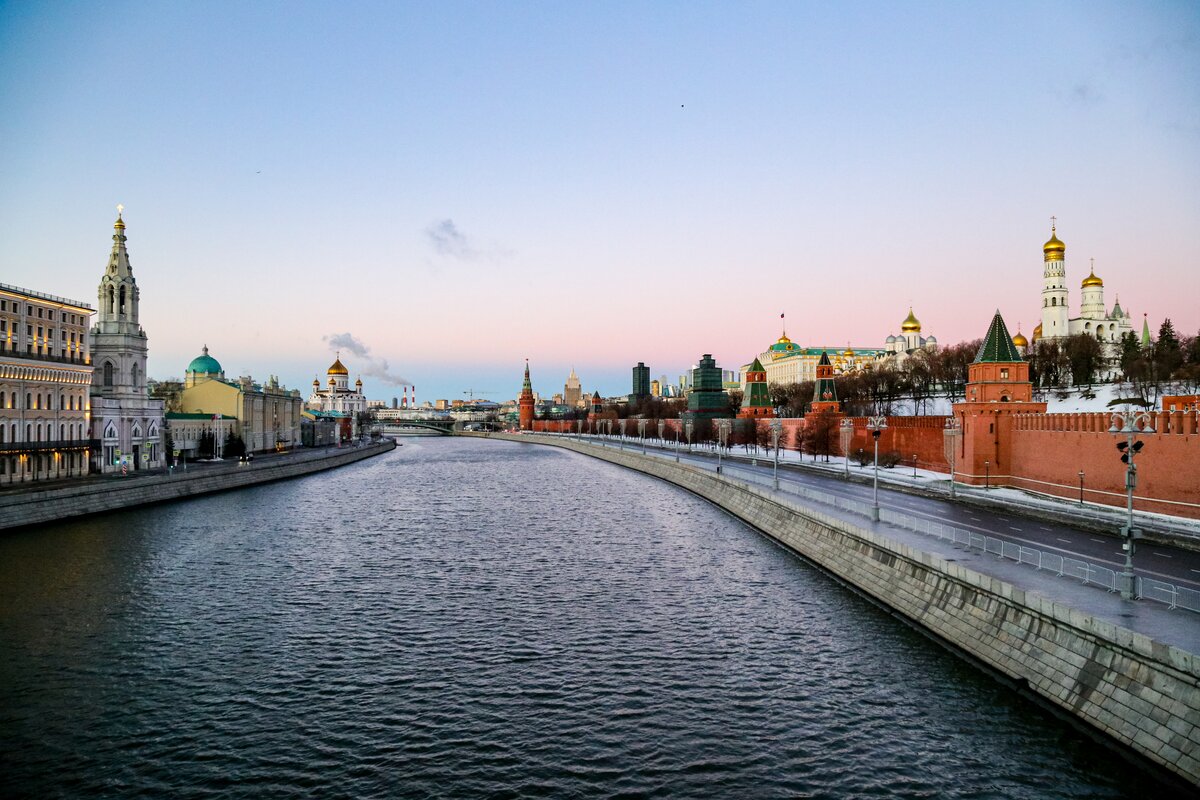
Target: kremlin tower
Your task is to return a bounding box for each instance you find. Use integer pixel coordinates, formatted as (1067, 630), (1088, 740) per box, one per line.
(518, 360), (535, 431)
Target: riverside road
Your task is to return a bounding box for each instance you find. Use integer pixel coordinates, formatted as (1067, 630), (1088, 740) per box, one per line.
(569, 434), (1200, 593)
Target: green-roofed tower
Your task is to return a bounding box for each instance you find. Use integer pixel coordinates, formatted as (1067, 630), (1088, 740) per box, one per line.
(810, 350), (840, 413)
(1140, 314), (1153, 348)
(974, 310), (1025, 363)
(738, 357), (774, 418)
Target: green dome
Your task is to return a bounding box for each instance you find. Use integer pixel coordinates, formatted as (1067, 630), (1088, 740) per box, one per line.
(187, 345), (222, 375)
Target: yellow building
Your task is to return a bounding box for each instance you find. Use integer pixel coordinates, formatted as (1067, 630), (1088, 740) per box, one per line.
(176, 346), (303, 453)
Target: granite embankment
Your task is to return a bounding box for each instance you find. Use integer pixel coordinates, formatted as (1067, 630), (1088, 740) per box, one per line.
(482, 432), (1200, 788)
(0, 440), (395, 531)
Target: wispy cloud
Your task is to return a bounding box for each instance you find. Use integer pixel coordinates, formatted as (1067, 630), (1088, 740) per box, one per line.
(322, 332), (409, 386)
(425, 218), (478, 260)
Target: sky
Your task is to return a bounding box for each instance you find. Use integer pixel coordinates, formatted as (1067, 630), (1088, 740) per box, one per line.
(2, 1), (1198, 403)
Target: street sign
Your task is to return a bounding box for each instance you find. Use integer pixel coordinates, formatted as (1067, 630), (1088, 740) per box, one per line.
(173, 449), (180, 457)
(142, 454), (149, 462)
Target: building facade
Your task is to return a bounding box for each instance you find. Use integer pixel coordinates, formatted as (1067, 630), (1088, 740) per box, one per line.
(738, 358), (774, 418)
(518, 360), (534, 431)
(307, 355), (368, 438)
(684, 354), (731, 420)
(178, 346), (304, 453)
(90, 210), (165, 473)
(0, 284), (95, 484)
(741, 328), (884, 392)
(564, 367), (582, 408)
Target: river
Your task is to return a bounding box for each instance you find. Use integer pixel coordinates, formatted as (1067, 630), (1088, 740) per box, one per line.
(0, 438), (1173, 797)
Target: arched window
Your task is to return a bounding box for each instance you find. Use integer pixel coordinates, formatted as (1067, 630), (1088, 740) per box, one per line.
(0, 391), (4, 407)
(26, 424), (31, 442)
(131, 363), (139, 387)
(25, 393), (31, 409)
(60, 424), (65, 439)
(104, 362), (114, 386)
(119, 285), (126, 315)
(107, 286), (115, 314)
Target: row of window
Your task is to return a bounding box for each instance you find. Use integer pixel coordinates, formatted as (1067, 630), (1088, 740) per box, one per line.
(0, 421), (84, 443)
(0, 302), (87, 325)
(0, 451), (85, 476)
(0, 390), (88, 411)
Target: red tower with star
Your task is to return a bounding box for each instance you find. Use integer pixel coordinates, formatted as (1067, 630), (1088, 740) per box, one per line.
(518, 359), (535, 431)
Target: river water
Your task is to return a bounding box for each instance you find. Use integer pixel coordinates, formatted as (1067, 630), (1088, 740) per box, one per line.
(0, 438), (1175, 798)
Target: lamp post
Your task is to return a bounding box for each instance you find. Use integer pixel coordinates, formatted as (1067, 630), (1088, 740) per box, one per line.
(1109, 410), (1154, 600)
(839, 418), (854, 479)
(1078, 470), (1085, 505)
(867, 416), (887, 521)
(943, 418), (961, 499)
(675, 421), (682, 462)
(770, 417), (782, 489)
(685, 420), (694, 455)
(912, 453), (918, 478)
(984, 460), (990, 490)
(657, 419), (666, 451)
(618, 418), (627, 450)
(716, 418), (731, 475)
(577, 419), (583, 440)
(638, 419), (647, 454)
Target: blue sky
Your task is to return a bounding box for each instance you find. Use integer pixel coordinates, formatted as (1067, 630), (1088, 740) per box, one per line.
(2, 1), (1197, 402)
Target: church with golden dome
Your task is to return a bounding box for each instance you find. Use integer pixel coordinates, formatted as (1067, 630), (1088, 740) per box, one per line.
(1034, 219), (1134, 367)
(307, 354), (368, 435)
(883, 307), (937, 364)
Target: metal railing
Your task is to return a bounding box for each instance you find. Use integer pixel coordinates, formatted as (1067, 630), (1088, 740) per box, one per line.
(576, 437), (1199, 616)
(0, 439), (92, 454)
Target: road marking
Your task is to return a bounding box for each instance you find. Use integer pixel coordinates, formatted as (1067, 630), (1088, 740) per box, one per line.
(969, 517), (981, 522)
(1152, 552), (1172, 559)
(1192, 569), (1200, 575)
(1090, 538), (1104, 543)
(1009, 526), (1023, 531)
(1056, 538), (1071, 543)
(1039, 526), (1052, 532)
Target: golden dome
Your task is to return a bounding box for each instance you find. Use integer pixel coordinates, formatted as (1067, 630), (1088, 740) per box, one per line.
(777, 333), (792, 345)
(1043, 225), (1065, 262)
(1032, 322), (1043, 342)
(1081, 269), (1103, 288)
(900, 308), (921, 333)
(843, 347), (854, 357)
(114, 215), (125, 230)
(327, 357), (349, 376)
(1012, 331), (1028, 348)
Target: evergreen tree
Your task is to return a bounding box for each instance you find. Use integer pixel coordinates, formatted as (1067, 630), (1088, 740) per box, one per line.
(1153, 318), (1183, 380)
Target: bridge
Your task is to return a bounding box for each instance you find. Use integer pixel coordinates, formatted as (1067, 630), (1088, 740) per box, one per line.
(377, 418), (504, 437)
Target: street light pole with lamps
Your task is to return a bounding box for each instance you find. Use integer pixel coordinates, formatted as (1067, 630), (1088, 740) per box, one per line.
(638, 419), (647, 454)
(839, 418), (854, 480)
(770, 417), (783, 490)
(716, 419), (731, 474)
(942, 418), (961, 499)
(1109, 410), (1154, 600)
(866, 416), (887, 521)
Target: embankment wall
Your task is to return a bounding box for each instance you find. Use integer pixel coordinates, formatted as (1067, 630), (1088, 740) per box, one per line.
(483, 432), (1200, 787)
(0, 441), (395, 531)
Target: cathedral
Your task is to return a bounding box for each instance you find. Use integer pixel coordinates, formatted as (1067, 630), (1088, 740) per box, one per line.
(308, 355), (367, 437)
(90, 208), (165, 472)
(1032, 220), (1134, 363)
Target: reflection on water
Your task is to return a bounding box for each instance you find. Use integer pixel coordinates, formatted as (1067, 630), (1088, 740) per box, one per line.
(0, 438), (1168, 797)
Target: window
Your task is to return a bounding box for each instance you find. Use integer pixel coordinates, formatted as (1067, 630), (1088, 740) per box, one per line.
(131, 363), (139, 387)
(25, 393), (31, 409)
(1000, 368), (1009, 379)
(107, 287), (114, 314)
(119, 286), (126, 315)
(103, 362), (113, 386)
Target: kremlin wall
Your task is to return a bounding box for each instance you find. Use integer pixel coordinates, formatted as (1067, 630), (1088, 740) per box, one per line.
(526, 307), (1200, 520)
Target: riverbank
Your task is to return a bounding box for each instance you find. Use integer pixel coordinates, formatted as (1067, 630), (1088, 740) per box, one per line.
(0, 439), (395, 531)
(482, 432), (1200, 789)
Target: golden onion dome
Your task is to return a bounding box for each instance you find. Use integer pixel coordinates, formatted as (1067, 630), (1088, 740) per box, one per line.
(1043, 226), (1065, 262)
(1012, 331), (1028, 348)
(327, 357), (349, 376)
(777, 333), (792, 345)
(1032, 322), (1043, 341)
(843, 347), (854, 357)
(900, 308), (921, 333)
(1081, 269), (1103, 288)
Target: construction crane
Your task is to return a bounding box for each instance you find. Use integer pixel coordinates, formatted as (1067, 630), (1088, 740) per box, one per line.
(463, 389), (497, 402)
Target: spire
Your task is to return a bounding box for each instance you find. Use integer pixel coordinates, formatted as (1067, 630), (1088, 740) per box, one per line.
(522, 358), (532, 393)
(107, 204), (133, 278)
(974, 310), (1024, 363)
(1141, 314), (1152, 347)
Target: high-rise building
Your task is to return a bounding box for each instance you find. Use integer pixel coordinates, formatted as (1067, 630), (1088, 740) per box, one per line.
(684, 354), (731, 420)
(631, 362), (650, 401)
(90, 209), (165, 473)
(0, 284), (95, 484)
(564, 367), (582, 408)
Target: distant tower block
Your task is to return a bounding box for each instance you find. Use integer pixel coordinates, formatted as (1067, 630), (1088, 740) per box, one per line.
(519, 360), (535, 431)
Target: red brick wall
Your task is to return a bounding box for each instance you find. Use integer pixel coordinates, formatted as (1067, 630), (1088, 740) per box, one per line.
(1008, 411), (1200, 518)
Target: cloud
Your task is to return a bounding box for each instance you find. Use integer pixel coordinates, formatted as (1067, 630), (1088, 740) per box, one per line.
(322, 332), (409, 386)
(424, 218), (478, 260)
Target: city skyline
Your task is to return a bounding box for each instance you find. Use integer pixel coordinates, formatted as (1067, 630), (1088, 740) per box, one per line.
(2, 2), (1198, 401)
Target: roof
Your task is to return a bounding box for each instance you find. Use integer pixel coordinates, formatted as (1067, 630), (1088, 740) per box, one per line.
(187, 345), (222, 375)
(166, 412), (238, 420)
(748, 357), (765, 373)
(974, 310), (1024, 363)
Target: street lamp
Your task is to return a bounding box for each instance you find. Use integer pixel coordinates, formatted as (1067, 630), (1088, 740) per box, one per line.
(716, 418), (731, 474)
(943, 418), (961, 499)
(638, 419), (648, 454)
(618, 418), (627, 450)
(1078, 470), (1085, 505)
(770, 417), (783, 489)
(657, 419), (666, 450)
(675, 420), (682, 462)
(867, 416), (887, 521)
(1109, 410), (1154, 600)
(577, 419), (583, 440)
(984, 460), (990, 490)
(839, 418), (854, 479)
(685, 420), (694, 455)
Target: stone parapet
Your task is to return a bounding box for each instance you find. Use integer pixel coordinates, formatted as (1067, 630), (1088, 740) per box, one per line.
(481, 432), (1200, 788)
(0, 440), (395, 531)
